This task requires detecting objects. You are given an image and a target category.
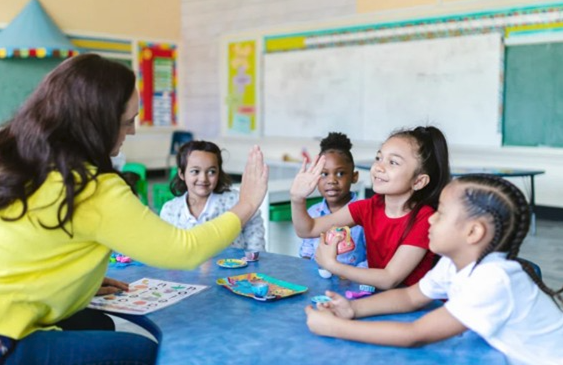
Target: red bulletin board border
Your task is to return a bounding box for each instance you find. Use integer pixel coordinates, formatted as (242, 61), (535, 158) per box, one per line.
(138, 42), (177, 126)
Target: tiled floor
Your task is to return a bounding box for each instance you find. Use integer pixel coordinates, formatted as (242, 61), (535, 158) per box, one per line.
(519, 219), (563, 290)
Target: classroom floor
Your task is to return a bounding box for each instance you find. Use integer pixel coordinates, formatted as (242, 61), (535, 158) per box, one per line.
(519, 219), (563, 290)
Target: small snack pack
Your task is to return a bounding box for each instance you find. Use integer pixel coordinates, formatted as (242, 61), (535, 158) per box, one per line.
(325, 226), (355, 255)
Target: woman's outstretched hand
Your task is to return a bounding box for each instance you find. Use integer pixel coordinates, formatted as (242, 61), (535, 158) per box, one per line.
(232, 145), (269, 226)
(290, 154), (326, 202)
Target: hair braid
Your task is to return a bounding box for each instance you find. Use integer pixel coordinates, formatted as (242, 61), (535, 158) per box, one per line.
(458, 174), (562, 308)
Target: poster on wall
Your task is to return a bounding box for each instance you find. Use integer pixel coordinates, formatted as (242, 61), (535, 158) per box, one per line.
(226, 40), (257, 136)
(138, 41), (177, 127)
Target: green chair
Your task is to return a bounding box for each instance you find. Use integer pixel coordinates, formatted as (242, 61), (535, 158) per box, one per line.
(122, 162), (149, 206)
(152, 183), (175, 214)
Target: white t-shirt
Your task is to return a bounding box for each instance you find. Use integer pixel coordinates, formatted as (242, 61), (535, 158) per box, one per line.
(419, 252), (563, 365)
(159, 190), (265, 252)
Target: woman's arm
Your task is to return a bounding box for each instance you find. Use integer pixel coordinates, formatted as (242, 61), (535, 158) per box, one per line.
(87, 146), (268, 270)
(316, 242), (428, 289)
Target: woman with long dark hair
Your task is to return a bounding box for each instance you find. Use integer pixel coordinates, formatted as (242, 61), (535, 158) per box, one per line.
(0, 54), (268, 364)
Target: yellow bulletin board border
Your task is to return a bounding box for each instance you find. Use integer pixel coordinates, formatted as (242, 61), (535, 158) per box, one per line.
(264, 4), (563, 53)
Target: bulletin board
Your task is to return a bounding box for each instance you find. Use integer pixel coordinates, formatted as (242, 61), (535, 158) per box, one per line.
(226, 40), (258, 136)
(138, 41), (177, 127)
(504, 38), (563, 147)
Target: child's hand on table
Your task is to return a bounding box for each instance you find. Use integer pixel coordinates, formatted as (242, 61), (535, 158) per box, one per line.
(290, 155), (326, 201)
(304, 303), (339, 336)
(96, 277), (129, 296)
(321, 290), (355, 319)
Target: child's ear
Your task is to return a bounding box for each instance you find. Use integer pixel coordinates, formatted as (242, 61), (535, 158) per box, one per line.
(352, 171), (359, 184)
(413, 174), (430, 191)
(466, 220), (488, 245)
(178, 170), (185, 181)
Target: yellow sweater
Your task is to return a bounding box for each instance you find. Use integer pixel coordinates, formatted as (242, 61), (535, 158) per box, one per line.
(0, 171), (241, 339)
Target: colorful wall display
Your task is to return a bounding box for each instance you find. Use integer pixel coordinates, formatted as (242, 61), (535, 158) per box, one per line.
(264, 5), (563, 53)
(138, 41), (177, 127)
(226, 40), (257, 136)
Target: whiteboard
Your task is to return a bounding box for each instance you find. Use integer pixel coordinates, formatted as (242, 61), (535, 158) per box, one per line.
(263, 33), (503, 147)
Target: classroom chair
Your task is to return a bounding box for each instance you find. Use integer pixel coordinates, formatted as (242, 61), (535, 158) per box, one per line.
(151, 182), (175, 214)
(519, 258), (542, 279)
(166, 130), (193, 173)
(122, 162), (149, 206)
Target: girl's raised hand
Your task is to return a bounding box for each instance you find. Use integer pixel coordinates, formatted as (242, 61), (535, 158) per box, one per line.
(290, 154), (326, 202)
(322, 290), (355, 319)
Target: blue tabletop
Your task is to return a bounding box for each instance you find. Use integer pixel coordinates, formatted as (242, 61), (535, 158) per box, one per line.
(107, 249), (507, 365)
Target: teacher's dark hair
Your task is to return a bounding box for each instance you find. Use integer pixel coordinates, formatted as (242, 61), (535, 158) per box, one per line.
(0, 54), (136, 236)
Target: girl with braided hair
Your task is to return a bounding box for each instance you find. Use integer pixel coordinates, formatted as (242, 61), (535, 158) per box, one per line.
(305, 174), (563, 365)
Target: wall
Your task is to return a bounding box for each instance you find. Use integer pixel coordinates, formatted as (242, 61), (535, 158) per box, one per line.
(176, 0), (563, 209)
(0, 0), (180, 40)
(0, 0), (181, 167)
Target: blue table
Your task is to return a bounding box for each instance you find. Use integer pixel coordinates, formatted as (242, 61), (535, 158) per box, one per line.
(107, 249), (507, 365)
(356, 161), (544, 235)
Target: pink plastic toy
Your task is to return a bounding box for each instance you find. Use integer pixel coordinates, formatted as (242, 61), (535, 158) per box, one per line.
(345, 290), (373, 299)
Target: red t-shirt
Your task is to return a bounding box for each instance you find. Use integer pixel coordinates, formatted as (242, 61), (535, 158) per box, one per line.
(348, 194), (435, 286)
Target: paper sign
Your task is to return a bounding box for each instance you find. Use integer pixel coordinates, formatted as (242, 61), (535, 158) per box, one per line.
(88, 278), (207, 315)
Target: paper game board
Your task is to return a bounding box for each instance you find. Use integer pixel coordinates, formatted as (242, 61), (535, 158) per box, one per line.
(89, 278), (207, 315)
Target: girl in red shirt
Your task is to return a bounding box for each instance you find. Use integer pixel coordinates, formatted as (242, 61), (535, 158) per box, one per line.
(291, 126), (450, 289)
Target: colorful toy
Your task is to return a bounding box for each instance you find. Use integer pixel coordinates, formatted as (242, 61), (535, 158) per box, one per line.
(345, 290), (374, 299)
(251, 282), (270, 298)
(318, 268), (332, 279)
(216, 258), (248, 268)
(109, 252), (144, 268)
(243, 251), (260, 262)
(359, 284), (376, 293)
(325, 226), (355, 255)
(311, 295), (332, 305)
(217, 273), (308, 302)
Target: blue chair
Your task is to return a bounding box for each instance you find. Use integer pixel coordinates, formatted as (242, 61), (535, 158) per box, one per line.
(520, 258), (542, 279)
(166, 131), (193, 178)
(167, 131), (193, 164)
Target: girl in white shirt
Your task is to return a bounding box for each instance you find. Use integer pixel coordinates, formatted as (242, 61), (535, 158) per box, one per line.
(160, 140), (265, 253)
(305, 174), (563, 365)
